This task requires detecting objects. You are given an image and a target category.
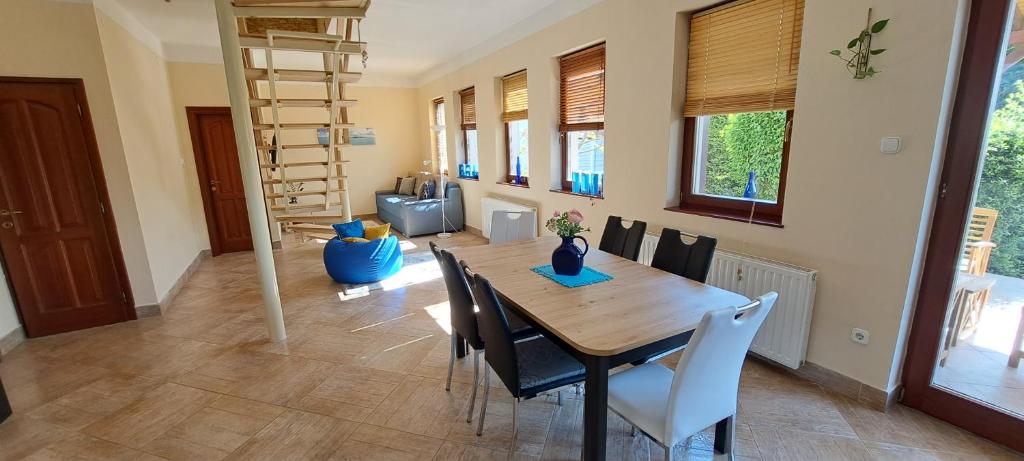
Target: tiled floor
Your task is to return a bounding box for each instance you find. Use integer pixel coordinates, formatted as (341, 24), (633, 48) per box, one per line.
(1, 231), (1023, 460)
(934, 274), (1024, 418)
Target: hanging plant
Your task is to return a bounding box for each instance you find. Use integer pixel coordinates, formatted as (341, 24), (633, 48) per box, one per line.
(830, 9), (889, 79)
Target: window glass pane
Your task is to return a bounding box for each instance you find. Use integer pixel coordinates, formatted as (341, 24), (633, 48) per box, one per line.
(466, 129), (479, 166)
(566, 130), (605, 180)
(692, 110), (786, 203)
(434, 102), (447, 172)
(507, 119), (529, 177)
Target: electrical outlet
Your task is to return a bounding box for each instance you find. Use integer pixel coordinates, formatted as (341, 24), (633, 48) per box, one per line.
(851, 328), (870, 345)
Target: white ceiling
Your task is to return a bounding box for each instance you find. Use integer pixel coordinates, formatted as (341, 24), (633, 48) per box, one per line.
(107, 0), (602, 87)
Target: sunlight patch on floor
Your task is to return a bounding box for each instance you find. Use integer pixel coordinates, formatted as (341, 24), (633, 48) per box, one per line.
(423, 301), (452, 335)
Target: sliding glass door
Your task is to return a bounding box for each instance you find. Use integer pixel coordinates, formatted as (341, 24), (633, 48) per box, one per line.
(903, 0), (1024, 452)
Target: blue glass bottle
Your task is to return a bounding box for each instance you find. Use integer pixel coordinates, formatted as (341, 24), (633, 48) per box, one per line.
(515, 156), (522, 184)
(743, 171), (757, 199)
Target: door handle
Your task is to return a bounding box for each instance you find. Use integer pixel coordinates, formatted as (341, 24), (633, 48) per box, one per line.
(209, 179), (220, 192)
(0, 210), (23, 217)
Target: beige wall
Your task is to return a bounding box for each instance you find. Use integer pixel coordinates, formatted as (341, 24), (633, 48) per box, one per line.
(0, 0), (162, 339)
(416, 0), (964, 392)
(167, 61), (423, 228)
(95, 11), (205, 300)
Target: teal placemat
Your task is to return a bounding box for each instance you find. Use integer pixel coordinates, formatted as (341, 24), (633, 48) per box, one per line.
(531, 265), (613, 288)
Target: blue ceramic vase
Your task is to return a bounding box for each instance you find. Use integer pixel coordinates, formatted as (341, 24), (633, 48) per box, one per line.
(552, 235), (589, 276)
(743, 171), (757, 199)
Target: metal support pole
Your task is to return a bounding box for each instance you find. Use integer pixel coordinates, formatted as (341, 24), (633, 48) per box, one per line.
(214, 0), (286, 342)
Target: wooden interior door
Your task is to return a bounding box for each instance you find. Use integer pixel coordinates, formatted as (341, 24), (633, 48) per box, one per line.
(186, 107), (253, 256)
(0, 78), (133, 337)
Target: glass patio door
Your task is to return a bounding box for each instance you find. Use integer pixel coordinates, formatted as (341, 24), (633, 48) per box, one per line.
(903, 0), (1024, 452)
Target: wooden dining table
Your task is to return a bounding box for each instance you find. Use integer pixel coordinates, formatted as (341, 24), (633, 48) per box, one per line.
(450, 236), (751, 460)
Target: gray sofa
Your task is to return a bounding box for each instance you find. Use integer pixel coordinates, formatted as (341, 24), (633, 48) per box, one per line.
(375, 182), (465, 237)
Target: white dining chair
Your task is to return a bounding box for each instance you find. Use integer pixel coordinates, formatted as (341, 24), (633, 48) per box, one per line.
(606, 292), (778, 461)
(488, 210), (537, 245)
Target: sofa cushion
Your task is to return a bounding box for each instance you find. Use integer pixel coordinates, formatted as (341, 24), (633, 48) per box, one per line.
(398, 177), (416, 195)
(364, 223), (391, 240)
(333, 218), (364, 239)
(418, 179), (436, 199)
(393, 177), (404, 194)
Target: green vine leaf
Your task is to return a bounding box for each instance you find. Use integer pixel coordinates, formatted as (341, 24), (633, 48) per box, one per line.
(830, 49), (842, 56)
(870, 48), (887, 55)
(847, 37), (860, 49)
(871, 19), (889, 33)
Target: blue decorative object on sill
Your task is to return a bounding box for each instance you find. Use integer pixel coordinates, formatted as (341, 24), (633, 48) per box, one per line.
(532, 264), (611, 288)
(515, 156), (522, 184)
(743, 171), (757, 199)
(593, 173), (603, 196)
(458, 164), (466, 178)
(551, 235), (589, 276)
(572, 172), (581, 193)
(317, 128), (330, 146)
(472, 164), (479, 178)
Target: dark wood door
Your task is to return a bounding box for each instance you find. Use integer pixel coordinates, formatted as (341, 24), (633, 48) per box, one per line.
(186, 108), (253, 255)
(901, 0), (1024, 453)
(0, 79), (132, 337)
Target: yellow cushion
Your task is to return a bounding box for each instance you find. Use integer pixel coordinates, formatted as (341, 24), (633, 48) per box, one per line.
(363, 223), (391, 240)
(342, 237), (370, 243)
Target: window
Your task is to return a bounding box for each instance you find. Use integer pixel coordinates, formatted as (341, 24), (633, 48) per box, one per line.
(675, 0), (804, 226)
(559, 43), (606, 197)
(501, 70), (529, 186)
(432, 97), (448, 174)
(458, 87), (479, 179)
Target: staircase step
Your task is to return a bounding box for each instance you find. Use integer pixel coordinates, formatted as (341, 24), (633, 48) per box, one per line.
(239, 36), (366, 55)
(244, 68), (361, 83)
(253, 123), (356, 130)
(285, 223), (334, 232)
(256, 144), (359, 151)
(266, 190), (330, 199)
(249, 98), (358, 108)
(261, 160), (350, 168)
(275, 213), (348, 223)
(263, 175), (347, 184)
(271, 202), (345, 212)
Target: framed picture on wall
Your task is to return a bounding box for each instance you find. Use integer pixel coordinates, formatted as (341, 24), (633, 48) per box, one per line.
(350, 127), (376, 145)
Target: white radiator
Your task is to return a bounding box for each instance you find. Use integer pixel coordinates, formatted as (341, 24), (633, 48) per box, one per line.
(480, 196), (537, 238)
(638, 232), (817, 369)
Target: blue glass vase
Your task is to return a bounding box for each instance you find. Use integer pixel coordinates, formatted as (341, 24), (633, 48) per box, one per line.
(515, 156), (522, 184)
(743, 171), (757, 199)
(551, 235), (589, 276)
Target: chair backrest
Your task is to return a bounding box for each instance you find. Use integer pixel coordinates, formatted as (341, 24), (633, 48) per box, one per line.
(489, 210), (538, 245)
(467, 270), (521, 395)
(598, 216), (647, 261)
(430, 242), (483, 349)
(663, 292), (778, 445)
(650, 229), (717, 283)
(960, 207), (998, 274)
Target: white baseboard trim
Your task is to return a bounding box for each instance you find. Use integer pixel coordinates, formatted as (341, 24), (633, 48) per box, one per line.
(0, 326), (25, 358)
(134, 249), (211, 318)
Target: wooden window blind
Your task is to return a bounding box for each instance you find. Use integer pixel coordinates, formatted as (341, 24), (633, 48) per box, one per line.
(559, 43), (606, 128)
(501, 70), (528, 122)
(459, 87), (476, 129)
(683, 0), (804, 117)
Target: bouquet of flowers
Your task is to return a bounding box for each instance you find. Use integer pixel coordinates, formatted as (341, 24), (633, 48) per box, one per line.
(545, 209), (589, 237)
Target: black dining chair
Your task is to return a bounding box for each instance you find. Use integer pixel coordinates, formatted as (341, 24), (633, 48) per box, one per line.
(428, 242), (535, 423)
(650, 228), (718, 283)
(598, 216), (647, 261)
(464, 267), (586, 451)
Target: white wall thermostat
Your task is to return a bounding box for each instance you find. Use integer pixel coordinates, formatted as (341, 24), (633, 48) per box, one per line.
(880, 136), (902, 154)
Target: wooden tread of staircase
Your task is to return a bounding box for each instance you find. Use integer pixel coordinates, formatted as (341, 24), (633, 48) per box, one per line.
(249, 98), (357, 108)
(263, 175), (347, 184)
(253, 123), (356, 130)
(275, 213), (348, 223)
(271, 202), (344, 212)
(256, 144), (357, 150)
(244, 68), (361, 83)
(238, 36), (366, 54)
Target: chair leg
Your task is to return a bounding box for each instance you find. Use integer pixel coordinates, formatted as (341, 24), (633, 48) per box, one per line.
(466, 349), (481, 423)
(510, 396), (519, 454)
(557, 390), (562, 406)
(445, 334), (456, 392)
(664, 444), (675, 461)
(574, 383), (581, 395)
(476, 364), (490, 436)
(714, 414), (737, 460)
(630, 425), (637, 437)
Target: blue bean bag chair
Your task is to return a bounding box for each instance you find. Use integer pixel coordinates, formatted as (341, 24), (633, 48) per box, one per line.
(323, 235), (404, 284)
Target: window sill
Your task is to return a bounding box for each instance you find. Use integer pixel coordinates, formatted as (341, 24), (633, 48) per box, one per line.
(496, 181), (529, 189)
(549, 189), (603, 200)
(664, 204), (784, 228)
(457, 176), (479, 182)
